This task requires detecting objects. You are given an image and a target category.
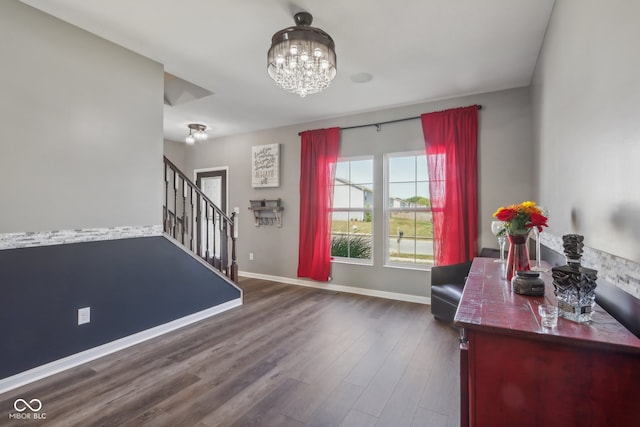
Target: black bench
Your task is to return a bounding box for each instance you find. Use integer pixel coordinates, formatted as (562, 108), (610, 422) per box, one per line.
(430, 260), (473, 323)
(595, 281), (640, 338)
(430, 249), (500, 323)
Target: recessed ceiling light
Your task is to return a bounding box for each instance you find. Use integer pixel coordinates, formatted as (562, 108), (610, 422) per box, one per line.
(350, 72), (373, 83)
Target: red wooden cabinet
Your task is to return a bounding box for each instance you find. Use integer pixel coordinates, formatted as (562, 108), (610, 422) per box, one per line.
(455, 258), (640, 427)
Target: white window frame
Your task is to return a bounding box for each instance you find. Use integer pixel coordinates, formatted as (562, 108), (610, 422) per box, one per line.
(330, 155), (374, 265)
(383, 151), (433, 270)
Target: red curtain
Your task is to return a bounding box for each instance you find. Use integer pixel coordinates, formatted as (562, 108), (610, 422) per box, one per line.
(297, 127), (340, 281)
(421, 106), (478, 265)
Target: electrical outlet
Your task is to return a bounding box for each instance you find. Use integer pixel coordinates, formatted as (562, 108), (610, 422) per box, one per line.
(249, 252), (254, 261)
(78, 307), (91, 325)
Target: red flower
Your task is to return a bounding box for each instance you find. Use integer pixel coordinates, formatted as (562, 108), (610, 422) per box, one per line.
(528, 211), (548, 232)
(495, 208), (517, 222)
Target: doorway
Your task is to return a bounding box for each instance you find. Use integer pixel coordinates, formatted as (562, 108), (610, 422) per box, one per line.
(196, 169), (227, 213)
(195, 168), (228, 260)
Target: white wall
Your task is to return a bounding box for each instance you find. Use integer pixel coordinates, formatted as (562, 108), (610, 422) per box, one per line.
(0, 1), (163, 233)
(185, 87), (533, 297)
(532, 0), (640, 263)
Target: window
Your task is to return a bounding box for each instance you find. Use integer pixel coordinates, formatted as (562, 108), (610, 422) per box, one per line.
(331, 157), (373, 263)
(385, 152), (433, 268)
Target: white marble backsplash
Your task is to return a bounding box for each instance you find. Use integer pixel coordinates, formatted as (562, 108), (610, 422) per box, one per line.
(540, 233), (640, 299)
(0, 225), (163, 250)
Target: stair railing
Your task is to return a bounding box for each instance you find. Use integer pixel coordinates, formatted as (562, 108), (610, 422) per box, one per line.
(163, 156), (237, 282)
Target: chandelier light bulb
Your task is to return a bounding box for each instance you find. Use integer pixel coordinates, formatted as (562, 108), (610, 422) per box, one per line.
(185, 133), (195, 145)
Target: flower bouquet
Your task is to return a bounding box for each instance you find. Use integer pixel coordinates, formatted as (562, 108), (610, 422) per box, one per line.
(493, 201), (548, 235)
(493, 201), (548, 280)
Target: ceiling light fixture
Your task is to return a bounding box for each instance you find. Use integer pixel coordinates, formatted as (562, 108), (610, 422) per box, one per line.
(185, 123), (207, 145)
(267, 12), (337, 98)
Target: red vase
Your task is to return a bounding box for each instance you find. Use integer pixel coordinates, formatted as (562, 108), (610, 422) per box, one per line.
(506, 231), (530, 281)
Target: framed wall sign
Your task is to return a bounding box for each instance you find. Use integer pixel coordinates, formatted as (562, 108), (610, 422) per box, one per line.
(252, 143), (280, 187)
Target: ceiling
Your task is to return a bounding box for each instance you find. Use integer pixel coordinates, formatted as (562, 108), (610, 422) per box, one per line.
(20, 0), (555, 143)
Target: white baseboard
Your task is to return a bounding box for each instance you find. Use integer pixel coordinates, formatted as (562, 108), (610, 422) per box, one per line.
(0, 298), (242, 394)
(238, 271), (430, 305)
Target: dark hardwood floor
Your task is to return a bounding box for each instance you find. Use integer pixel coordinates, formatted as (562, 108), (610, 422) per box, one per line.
(1, 278), (460, 426)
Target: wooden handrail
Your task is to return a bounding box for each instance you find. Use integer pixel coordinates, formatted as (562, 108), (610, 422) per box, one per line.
(163, 156), (238, 282)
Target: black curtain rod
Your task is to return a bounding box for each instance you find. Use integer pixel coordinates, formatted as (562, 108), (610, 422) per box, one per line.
(298, 104), (481, 135)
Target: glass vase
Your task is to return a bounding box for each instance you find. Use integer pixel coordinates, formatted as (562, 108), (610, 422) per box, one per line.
(506, 231), (531, 281)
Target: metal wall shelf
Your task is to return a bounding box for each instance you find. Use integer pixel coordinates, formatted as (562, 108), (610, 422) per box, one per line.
(249, 199), (283, 227)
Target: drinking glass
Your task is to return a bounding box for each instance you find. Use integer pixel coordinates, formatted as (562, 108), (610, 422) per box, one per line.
(491, 220), (507, 263)
(538, 304), (558, 329)
(531, 207), (549, 272)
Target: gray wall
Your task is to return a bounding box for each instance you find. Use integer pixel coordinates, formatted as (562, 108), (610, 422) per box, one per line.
(185, 87), (533, 297)
(0, 1), (163, 233)
(164, 139), (187, 172)
(531, 0), (640, 264)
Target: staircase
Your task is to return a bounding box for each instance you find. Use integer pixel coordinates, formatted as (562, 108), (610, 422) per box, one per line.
(163, 156), (238, 282)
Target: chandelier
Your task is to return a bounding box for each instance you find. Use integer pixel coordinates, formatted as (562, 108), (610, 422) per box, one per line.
(185, 123), (207, 145)
(267, 12), (337, 97)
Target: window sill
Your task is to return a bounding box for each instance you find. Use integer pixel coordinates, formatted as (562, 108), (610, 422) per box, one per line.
(331, 257), (373, 267)
(384, 262), (433, 272)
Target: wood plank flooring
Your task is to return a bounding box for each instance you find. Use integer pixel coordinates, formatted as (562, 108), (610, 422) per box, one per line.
(1, 278), (461, 426)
